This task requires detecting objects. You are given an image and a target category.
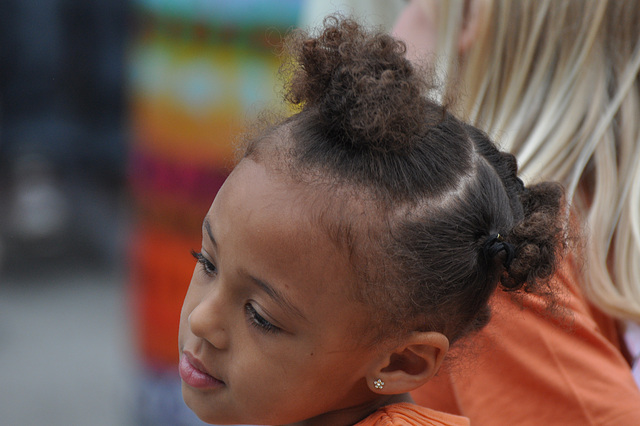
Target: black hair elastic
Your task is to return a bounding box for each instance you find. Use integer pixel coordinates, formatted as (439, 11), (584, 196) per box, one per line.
(483, 233), (516, 268)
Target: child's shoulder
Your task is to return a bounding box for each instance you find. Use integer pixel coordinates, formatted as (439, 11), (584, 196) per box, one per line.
(356, 402), (469, 426)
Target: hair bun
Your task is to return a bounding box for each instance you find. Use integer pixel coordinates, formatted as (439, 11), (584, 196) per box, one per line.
(284, 16), (438, 153)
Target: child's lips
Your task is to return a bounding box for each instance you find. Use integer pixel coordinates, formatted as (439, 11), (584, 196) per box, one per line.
(179, 352), (225, 389)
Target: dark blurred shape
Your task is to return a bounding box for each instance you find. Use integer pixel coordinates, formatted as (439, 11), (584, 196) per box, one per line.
(0, 0), (129, 274)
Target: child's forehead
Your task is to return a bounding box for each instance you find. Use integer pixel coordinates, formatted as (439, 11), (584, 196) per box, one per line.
(215, 159), (329, 238)
(222, 158), (310, 212)
(214, 158), (389, 285)
(217, 157), (382, 263)
(227, 157), (369, 216)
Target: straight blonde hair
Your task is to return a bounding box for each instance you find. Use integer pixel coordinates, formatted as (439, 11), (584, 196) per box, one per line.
(427, 0), (640, 321)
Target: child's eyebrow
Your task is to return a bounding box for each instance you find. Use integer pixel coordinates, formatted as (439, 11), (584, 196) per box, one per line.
(250, 276), (309, 323)
(203, 219), (217, 249)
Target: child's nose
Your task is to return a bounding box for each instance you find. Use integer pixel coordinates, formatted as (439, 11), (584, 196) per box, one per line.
(188, 291), (230, 350)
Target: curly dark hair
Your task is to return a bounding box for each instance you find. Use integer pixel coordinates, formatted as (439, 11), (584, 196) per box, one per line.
(240, 16), (566, 344)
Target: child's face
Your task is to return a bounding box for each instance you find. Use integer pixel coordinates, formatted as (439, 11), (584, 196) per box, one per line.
(178, 159), (382, 425)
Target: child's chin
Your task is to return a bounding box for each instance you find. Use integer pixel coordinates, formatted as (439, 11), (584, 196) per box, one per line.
(182, 389), (286, 425)
(191, 409), (235, 425)
(181, 391), (221, 424)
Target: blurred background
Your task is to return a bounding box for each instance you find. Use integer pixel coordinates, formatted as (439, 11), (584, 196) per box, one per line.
(0, 0), (401, 424)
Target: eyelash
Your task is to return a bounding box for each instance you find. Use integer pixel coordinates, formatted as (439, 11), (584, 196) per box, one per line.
(191, 250), (281, 335)
(191, 250), (217, 276)
(245, 303), (281, 334)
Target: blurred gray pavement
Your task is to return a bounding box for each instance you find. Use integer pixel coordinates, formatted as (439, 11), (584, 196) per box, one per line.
(0, 265), (136, 425)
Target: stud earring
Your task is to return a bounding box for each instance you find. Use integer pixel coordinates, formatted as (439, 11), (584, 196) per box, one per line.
(373, 378), (384, 390)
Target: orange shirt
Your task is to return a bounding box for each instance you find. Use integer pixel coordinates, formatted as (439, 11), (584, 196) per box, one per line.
(412, 257), (640, 425)
(355, 402), (469, 426)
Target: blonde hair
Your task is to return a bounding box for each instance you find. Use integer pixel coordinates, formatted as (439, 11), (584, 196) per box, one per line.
(427, 0), (640, 321)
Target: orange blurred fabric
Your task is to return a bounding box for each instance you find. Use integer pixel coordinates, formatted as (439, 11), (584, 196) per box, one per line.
(412, 257), (640, 425)
(355, 403), (469, 426)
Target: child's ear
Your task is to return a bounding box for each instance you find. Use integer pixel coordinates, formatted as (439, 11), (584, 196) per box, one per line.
(366, 332), (449, 395)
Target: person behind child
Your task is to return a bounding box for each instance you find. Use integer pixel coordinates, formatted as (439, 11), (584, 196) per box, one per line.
(392, 0), (640, 424)
(176, 16), (566, 426)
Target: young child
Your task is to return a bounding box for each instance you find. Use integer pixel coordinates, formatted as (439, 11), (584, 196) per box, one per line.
(177, 16), (565, 426)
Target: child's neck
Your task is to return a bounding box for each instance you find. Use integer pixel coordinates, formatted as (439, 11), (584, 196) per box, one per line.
(286, 392), (413, 426)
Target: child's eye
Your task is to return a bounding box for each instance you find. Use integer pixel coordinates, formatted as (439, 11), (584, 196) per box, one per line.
(191, 250), (217, 276)
(244, 303), (281, 334)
